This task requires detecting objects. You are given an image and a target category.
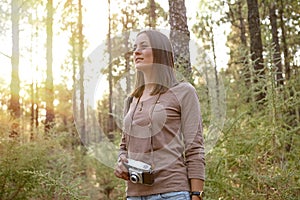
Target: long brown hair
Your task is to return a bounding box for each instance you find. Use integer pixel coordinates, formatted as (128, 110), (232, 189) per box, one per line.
(131, 30), (178, 98)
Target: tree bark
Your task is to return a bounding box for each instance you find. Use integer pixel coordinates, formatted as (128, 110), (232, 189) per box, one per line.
(269, 2), (284, 86)
(246, 0), (265, 102)
(71, 25), (77, 122)
(10, 0), (20, 118)
(238, 1), (247, 47)
(236, 1), (251, 102)
(168, 0), (191, 80)
(107, 0), (114, 134)
(30, 81), (34, 137)
(278, 0), (290, 81)
(149, 0), (156, 28)
(78, 0), (85, 144)
(35, 82), (39, 128)
(45, 0), (55, 132)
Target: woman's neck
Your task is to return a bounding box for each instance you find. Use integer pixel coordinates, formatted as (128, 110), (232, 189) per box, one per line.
(143, 73), (156, 92)
(144, 83), (155, 91)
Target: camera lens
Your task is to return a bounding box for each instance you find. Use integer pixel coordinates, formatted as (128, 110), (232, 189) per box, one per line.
(130, 174), (139, 183)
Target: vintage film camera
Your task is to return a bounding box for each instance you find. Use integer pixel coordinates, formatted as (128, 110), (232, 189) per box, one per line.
(124, 159), (154, 185)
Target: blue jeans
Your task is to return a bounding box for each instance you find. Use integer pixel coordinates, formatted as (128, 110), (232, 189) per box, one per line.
(127, 191), (190, 200)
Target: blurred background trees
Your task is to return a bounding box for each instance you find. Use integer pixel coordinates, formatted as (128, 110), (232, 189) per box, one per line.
(0, 0), (299, 199)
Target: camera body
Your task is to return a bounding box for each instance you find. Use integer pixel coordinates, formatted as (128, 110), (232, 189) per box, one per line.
(124, 159), (154, 185)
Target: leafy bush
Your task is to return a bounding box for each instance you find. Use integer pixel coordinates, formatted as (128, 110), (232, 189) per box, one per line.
(203, 65), (300, 199)
(0, 131), (89, 200)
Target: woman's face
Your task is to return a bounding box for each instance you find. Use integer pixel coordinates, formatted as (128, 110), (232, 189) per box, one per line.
(133, 33), (153, 72)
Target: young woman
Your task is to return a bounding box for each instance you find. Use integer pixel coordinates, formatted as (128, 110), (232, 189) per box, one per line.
(114, 30), (205, 200)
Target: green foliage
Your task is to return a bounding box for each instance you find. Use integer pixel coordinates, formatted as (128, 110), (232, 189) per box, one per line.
(203, 54), (300, 199)
(86, 156), (126, 200)
(205, 109), (300, 199)
(0, 107), (126, 199)
(0, 131), (89, 199)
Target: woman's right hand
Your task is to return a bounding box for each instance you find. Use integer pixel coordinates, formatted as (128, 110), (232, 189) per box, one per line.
(114, 155), (129, 180)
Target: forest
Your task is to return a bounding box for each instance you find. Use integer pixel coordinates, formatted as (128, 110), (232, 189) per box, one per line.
(0, 0), (299, 199)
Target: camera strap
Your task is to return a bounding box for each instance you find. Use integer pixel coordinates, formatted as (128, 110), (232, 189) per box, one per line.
(128, 93), (161, 170)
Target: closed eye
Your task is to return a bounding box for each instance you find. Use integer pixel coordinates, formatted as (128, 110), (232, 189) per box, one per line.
(133, 45), (149, 52)
(133, 41), (151, 52)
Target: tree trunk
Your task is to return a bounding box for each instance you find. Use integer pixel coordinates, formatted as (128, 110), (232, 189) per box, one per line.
(10, 0), (20, 118)
(149, 0), (156, 28)
(35, 82), (39, 128)
(30, 81), (34, 138)
(107, 0), (114, 134)
(237, 0), (251, 96)
(238, 1), (247, 47)
(71, 25), (77, 122)
(9, 0), (21, 139)
(125, 36), (131, 95)
(278, 0), (290, 81)
(168, 0), (191, 80)
(269, 2), (284, 87)
(78, 0), (85, 144)
(246, 0), (265, 102)
(45, 0), (55, 132)
(210, 25), (221, 118)
(30, 23), (35, 138)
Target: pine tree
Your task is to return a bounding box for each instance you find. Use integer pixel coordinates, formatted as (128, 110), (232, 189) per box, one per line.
(45, 0), (55, 132)
(10, 0), (20, 119)
(168, 0), (191, 80)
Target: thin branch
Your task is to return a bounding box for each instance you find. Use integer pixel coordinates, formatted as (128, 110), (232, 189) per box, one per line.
(0, 51), (11, 59)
